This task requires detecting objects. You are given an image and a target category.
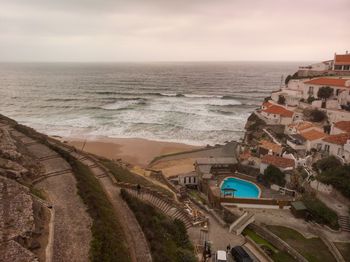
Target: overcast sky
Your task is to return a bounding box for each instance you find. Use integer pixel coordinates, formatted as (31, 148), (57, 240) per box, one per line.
(1, 0), (349, 62)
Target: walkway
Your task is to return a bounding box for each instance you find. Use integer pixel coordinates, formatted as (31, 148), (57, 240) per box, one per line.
(11, 129), (92, 262)
(51, 142), (152, 262)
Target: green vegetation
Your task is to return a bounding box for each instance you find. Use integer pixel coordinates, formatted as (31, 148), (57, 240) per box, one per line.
(188, 190), (207, 205)
(267, 226), (336, 262)
(99, 159), (173, 197)
(315, 156), (342, 173)
(307, 96), (316, 104)
(53, 148), (130, 262)
(301, 194), (339, 230)
(317, 86), (334, 101)
(334, 242), (350, 258)
(243, 228), (295, 262)
(263, 165), (286, 186)
(318, 165), (350, 199)
(30, 186), (46, 200)
(121, 189), (196, 262)
(310, 109), (327, 122)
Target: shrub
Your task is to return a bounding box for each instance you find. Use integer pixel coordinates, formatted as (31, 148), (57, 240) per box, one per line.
(318, 165), (350, 199)
(309, 109), (327, 122)
(315, 156), (342, 173)
(302, 194), (339, 229)
(317, 86), (334, 100)
(307, 96), (316, 104)
(263, 165), (286, 186)
(121, 190), (196, 262)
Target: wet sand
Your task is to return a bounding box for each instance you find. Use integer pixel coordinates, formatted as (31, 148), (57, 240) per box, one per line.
(63, 136), (200, 167)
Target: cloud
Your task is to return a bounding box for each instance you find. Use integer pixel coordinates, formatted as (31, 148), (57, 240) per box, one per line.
(0, 0), (349, 61)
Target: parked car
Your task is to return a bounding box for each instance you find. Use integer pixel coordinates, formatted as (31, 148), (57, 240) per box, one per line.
(230, 246), (253, 262)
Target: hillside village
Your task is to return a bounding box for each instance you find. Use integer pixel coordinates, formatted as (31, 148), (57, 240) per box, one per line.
(242, 52), (350, 179)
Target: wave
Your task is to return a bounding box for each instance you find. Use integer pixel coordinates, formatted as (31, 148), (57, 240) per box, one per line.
(100, 99), (146, 110)
(45, 98), (84, 102)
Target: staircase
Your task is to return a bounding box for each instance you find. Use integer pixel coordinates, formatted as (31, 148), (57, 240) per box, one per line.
(339, 216), (350, 232)
(123, 187), (193, 229)
(229, 211), (255, 235)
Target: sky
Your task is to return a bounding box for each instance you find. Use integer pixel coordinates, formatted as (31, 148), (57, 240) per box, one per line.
(0, 0), (349, 62)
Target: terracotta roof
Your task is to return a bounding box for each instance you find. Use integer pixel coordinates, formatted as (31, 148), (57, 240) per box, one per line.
(262, 105), (294, 118)
(239, 151), (251, 161)
(304, 77), (350, 88)
(300, 129), (327, 141)
(288, 121), (316, 132)
(259, 140), (282, 153)
(334, 121), (350, 133)
(261, 155), (295, 168)
(335, 54), (350, 65)
(262, 101), (273, 108)
(323, 133), (350, 145)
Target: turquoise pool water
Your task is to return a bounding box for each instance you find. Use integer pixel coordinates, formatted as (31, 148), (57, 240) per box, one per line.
(220, 177), (260, 198)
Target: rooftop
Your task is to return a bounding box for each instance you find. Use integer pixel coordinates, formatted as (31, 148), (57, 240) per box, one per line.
(304, 77), (350, 88)
(334, 121), (350, 133)
(262, 105), (294, 118)
(300, 129), (327, 141)
(259, 140), (282, 153)
(261, 155), (295, 168)
(323, 133), (350, 145)
(288, 121), (316, 132)
(334, 53), (350, 65)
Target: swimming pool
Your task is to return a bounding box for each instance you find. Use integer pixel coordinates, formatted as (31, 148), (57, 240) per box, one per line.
(220, 177), (260, 198)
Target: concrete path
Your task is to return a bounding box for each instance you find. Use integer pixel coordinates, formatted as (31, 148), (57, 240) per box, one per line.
(61, 146), (152, 262)
(12, 130), (92, 262)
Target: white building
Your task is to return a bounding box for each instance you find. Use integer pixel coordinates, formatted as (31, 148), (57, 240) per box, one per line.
(333, 52), (350, 72)
(299, 129), (328, 151)
(260, 103), (294, 125)
(260, 154), (295, 174)
(321, 133), (350, 163)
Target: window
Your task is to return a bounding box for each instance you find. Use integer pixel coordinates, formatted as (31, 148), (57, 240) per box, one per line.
(324, 144), (330, 152)
(344, 65), (350, 71)
(334, 65), (342, 70)
(337, 148), (343, 156)
(308, 86), (314, 95)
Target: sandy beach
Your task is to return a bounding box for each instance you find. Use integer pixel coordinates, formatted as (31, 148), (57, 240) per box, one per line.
(63, 136), (200, 167)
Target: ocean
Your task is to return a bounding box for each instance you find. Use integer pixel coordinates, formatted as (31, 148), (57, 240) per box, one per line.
(0, 62), (301, 145)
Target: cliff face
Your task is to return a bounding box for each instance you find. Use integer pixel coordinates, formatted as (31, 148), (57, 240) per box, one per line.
(0, 117), (47, 261)
(243, 112), (267, 144)
(0, 114), (93, 262)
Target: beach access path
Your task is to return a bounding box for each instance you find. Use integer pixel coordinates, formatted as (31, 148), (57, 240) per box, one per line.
(52, 142), (152, 262)
(10, 129), (92, 262)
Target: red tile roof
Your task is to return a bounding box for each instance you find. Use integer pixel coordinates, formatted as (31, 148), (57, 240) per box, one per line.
(261, 155), (295, 168)
(288, 121), (316, 132)
(334, 121), (350, 133)
(262, 105), (294, 118)
(304, 77), (350, 88)
(323, 133), (350, 145)
(300, 129), (327, 141)
(262, 101), (273, 108)
(259, 140), (282, 153)
(335, 54), (350, 65)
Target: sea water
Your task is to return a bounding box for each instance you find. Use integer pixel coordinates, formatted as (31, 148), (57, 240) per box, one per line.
(0, 61), (301, 145)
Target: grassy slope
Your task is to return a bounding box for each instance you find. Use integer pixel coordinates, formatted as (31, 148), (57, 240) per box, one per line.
(267, 226), (335, 262)
(243, 228), (295, 262)
(100, 159), (173, 197)
(121, 189), (196, 262)
(59, 152), (131, 262)
(334, 242), (350, 259)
